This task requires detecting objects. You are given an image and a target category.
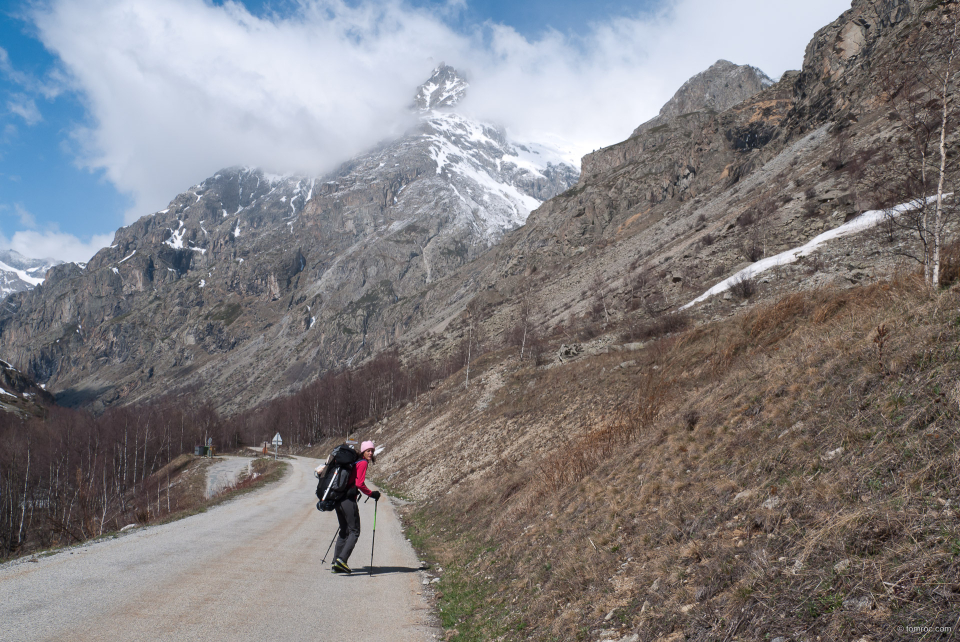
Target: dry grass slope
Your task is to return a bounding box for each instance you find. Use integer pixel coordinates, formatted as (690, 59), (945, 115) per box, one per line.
(393, 275), (960, 642)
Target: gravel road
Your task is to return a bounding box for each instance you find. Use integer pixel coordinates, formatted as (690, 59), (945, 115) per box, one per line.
(0, 456), (439, 642)
(204, 456), (254, 498)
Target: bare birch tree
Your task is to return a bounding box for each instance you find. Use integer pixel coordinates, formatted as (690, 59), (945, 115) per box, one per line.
(873, 18), (959, 287)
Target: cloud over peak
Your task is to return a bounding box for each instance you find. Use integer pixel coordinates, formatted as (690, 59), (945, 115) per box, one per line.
(32, 0), (850, 223)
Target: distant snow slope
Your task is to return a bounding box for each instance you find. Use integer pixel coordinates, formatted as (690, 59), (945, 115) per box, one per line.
(0, 249), (61, 297)
(421, 109), (576, 241)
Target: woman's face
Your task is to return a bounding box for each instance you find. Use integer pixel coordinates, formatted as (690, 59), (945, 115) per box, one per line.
(363, 449), (374, 460)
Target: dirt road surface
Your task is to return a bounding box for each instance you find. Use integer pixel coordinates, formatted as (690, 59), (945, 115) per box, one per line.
(0, 456), (439, 642)
(204, 455), (254, 498)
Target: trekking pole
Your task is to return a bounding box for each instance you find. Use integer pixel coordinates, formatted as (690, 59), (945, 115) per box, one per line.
(321, 527), (338, 564)
(369, 498), (378, 576)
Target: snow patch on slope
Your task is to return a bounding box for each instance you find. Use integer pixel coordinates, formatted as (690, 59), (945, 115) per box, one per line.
(681, 197), (944, 310)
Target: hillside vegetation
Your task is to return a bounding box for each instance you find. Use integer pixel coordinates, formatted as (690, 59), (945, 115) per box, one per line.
(374, 274), (960, 641)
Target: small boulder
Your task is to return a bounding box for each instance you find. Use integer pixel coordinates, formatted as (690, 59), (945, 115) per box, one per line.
(824, 446), (844, 460)
(842, 595), (873, 612)
(762, 496), (782, 510)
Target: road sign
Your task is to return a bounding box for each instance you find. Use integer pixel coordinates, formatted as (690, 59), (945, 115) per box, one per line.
(206, 437), (213, 447)
(272, 433), (282, 446)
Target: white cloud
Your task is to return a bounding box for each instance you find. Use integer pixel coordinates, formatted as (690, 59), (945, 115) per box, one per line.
(0, 45), (66, 100)
(33, 0), (851, 223)
(7, 94), (42, 126)
(14, 203), (37, 229)
(1, 203), (110, 262)
(4, 229), (113, 264)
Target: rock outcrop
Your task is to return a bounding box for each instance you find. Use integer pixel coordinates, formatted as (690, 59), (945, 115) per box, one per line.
(633, 59), (773, 135)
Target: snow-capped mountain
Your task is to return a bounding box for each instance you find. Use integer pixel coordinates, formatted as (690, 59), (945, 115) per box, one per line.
(413, 64), (578, 243)
(0, 65), (578, 411)
(414, 63), (469, 110)
(0, 250), (61, 297)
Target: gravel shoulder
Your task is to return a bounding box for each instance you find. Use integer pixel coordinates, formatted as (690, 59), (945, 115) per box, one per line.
(0, 456), (439, 642)
(204, 455), (254, 498)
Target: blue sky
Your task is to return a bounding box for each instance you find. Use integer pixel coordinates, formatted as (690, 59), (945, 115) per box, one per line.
(0, 0), (851, 262)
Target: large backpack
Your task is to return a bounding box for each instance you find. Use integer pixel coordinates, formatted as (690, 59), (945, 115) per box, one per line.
(315, 444), (360, 511)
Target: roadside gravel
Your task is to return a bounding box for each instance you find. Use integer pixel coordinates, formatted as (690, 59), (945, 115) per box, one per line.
(204, 455), (254, 498)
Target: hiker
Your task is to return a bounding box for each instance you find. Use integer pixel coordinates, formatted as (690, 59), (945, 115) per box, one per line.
(332, 440), (380, 574)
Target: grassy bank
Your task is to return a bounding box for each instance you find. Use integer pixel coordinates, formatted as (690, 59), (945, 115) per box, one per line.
(395, 276), (960, 641)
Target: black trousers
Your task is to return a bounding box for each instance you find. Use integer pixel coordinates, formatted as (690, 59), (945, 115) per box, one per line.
(333, 496), (360, 563)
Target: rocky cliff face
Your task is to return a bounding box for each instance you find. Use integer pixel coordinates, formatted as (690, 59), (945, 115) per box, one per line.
(0, 66), (577, 412)
(580, 60), (773, 182)
(0, 358), (54, 418)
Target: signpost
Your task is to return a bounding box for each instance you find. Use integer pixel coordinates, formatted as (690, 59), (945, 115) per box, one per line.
(272, 432), (282, 460)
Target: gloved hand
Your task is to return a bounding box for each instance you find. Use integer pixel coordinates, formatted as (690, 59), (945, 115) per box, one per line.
(371, 490), (381, 501)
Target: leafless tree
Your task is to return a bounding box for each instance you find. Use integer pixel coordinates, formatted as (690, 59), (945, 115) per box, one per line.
(590, 271), (610, 324)
(870, 19), (959, 287)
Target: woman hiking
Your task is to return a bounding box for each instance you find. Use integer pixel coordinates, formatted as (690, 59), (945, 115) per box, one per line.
(332, 441), (380, 574)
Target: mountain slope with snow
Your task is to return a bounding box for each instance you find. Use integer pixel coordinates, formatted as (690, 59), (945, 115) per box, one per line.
(0, 250), (61, 298)
(0, 65), (578, 411)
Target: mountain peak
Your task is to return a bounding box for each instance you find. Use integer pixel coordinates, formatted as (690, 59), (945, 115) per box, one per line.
(635, 59), (773, 135)
(414, 64), (468, 111)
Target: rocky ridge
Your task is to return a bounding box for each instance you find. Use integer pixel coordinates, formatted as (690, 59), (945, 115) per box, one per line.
(386, 0), (952, 371)
(0, 358), (54, 418)
(632, 59), (773, 136)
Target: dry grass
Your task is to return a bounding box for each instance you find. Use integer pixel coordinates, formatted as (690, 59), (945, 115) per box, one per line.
(399, 275), (960, 641)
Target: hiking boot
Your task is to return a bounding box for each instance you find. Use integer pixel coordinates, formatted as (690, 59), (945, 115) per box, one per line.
(331, 564), (344, 573)
(333, 558), (352, 574)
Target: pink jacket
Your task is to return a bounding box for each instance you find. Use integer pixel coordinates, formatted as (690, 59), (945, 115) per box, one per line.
(350, 459), (373, 497)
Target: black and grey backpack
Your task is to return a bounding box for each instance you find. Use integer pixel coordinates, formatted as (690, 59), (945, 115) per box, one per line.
(315, 444), (360, 511)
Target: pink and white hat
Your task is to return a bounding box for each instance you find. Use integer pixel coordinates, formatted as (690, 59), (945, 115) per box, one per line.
(360, 440), (375, 453)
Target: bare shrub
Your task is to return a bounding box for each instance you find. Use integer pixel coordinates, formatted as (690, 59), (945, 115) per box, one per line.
(729, 274), (757, 299)
(803, 254), (827, 274)
(642, 286), (668, 318)
(939, 239), (960, 286)
(535, 369), (671, 493)
(742, 237), (764, 262)
(621, 312), (690, 342)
